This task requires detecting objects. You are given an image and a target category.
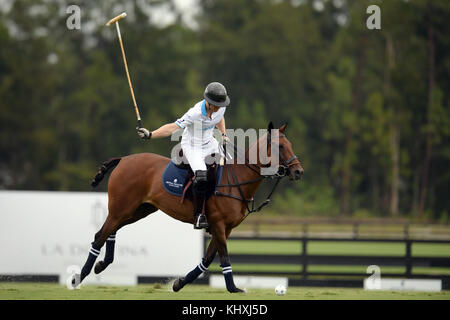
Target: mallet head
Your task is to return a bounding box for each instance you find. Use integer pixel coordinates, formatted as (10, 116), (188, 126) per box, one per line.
(106, 12), (127, 26)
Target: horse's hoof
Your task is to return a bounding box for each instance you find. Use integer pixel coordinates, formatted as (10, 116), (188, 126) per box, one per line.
(70, 273), (81, 289)
(94, 261), (105, 274)
(230, 287), (245, 293)
(172, 278), (185, 292)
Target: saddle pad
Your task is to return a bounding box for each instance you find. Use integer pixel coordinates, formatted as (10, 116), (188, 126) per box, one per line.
(162, 161), (223, 197)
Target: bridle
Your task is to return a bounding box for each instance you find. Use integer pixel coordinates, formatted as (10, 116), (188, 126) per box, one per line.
(237, 134), (301, 178)
(273, 154), (301, 178)
(214, 135), (301, 216)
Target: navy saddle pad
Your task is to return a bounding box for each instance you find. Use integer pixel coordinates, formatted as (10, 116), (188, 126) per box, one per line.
(162, 161), (223, 197)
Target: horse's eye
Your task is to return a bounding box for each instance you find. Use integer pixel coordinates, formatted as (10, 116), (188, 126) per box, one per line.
(279, 145), (284, 149)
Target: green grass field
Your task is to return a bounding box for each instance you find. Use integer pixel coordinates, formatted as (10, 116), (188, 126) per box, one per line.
(0, 283), (449, 300)
(1, 238), (447, 300)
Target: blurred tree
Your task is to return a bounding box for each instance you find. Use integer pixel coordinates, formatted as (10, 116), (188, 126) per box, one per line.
(0, 0), (449, 220)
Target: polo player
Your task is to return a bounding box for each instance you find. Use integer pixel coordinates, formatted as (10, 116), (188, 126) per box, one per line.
(137, 82), (230, 229)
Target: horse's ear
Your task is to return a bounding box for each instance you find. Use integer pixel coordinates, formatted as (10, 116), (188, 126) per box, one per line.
(267, 121), (274, 148)
(280, 122), (288, 133)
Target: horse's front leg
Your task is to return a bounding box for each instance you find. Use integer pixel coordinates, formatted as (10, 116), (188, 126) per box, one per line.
(213, 225), (244, 293)
(173, 237), (218, 292)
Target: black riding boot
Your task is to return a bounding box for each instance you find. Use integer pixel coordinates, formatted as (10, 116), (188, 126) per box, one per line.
(193, 170), (208, 229)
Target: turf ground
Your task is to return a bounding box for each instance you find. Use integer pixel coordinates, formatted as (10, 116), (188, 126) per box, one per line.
(1, 236), (448, 300)
(0, 282), (449, 300)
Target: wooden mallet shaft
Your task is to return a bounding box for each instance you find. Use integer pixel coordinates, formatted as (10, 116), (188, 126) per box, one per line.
(106, 12), (127, 26)
(106, 12), (142, 127)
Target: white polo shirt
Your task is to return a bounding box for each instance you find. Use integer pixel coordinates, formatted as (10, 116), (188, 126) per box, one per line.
(175, 100), (226, 149)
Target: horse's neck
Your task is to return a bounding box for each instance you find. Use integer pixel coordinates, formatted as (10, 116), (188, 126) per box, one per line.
(227, 162), (263, 201)
(226, 144), (264, 200)
(245, 138), (269, 169)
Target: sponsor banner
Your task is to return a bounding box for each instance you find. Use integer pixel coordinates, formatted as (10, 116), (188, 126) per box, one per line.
(0, 191), (203, 285)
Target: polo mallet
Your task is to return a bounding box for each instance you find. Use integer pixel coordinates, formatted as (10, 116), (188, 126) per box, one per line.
(106, 12), (143, 128)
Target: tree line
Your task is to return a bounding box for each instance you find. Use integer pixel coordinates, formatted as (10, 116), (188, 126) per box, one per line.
(0, 0), (449, 221)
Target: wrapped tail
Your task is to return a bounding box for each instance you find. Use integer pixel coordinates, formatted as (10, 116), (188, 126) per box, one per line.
(91, 157), (122, 188)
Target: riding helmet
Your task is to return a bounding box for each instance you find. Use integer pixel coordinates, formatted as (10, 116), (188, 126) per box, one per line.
(203, 82), (230, 108)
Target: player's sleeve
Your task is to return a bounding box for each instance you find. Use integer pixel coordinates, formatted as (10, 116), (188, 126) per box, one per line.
(175, 108), (196, 129)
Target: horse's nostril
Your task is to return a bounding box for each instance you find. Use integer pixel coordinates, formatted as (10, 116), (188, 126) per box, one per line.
(294, 169), (302, 179)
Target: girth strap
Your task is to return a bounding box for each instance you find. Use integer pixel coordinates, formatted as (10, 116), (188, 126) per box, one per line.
(180, 177), (194, 204)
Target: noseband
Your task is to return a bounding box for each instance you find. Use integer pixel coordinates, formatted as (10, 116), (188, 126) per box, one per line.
(264, 133), (301, 178)
(274, 155), (301, 177)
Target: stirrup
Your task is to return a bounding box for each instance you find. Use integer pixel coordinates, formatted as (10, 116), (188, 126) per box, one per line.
(194, 214), (209, 229)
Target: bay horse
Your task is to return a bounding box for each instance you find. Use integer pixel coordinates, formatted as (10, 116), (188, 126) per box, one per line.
(74, 122), (303, 293)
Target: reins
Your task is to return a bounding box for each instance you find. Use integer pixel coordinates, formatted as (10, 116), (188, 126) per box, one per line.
(214, 140), (296, 220)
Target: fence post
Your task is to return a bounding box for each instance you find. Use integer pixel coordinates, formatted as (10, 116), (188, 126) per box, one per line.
(254, 221), (260, 237)
(353, 222), (359, 239)
(404, 222), (409, 240)
(405, 240), (412, 277)
(302, 237), (308, 280)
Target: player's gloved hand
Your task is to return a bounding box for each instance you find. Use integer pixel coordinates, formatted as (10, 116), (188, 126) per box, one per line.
(221, 133), (230, 144)
(137, 127), (152, 139)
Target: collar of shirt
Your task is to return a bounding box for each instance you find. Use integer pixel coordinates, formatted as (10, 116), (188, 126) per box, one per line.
(201, 100), (208, 117)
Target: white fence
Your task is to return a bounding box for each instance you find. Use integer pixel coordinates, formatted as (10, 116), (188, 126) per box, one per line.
(0, 191), (203, 285)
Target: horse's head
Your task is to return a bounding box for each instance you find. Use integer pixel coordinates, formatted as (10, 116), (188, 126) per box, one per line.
(267, 121), (304, 181)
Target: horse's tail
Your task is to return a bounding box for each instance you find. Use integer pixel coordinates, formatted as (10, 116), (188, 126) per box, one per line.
(91, 157), (122, 188)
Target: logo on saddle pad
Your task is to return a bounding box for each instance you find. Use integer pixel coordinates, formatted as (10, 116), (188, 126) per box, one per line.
(165, 178), (184, 189)
(162, 161), (191, 196)
(162, 161), (223, 197)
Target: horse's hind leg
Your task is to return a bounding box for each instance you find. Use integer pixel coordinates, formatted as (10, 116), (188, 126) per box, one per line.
(94, 203), (158, 275)
(93, 232), (116, 275)
(78, 215), (121, 284)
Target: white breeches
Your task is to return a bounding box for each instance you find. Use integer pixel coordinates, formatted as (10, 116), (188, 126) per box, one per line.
(181, 139), (221, 172)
